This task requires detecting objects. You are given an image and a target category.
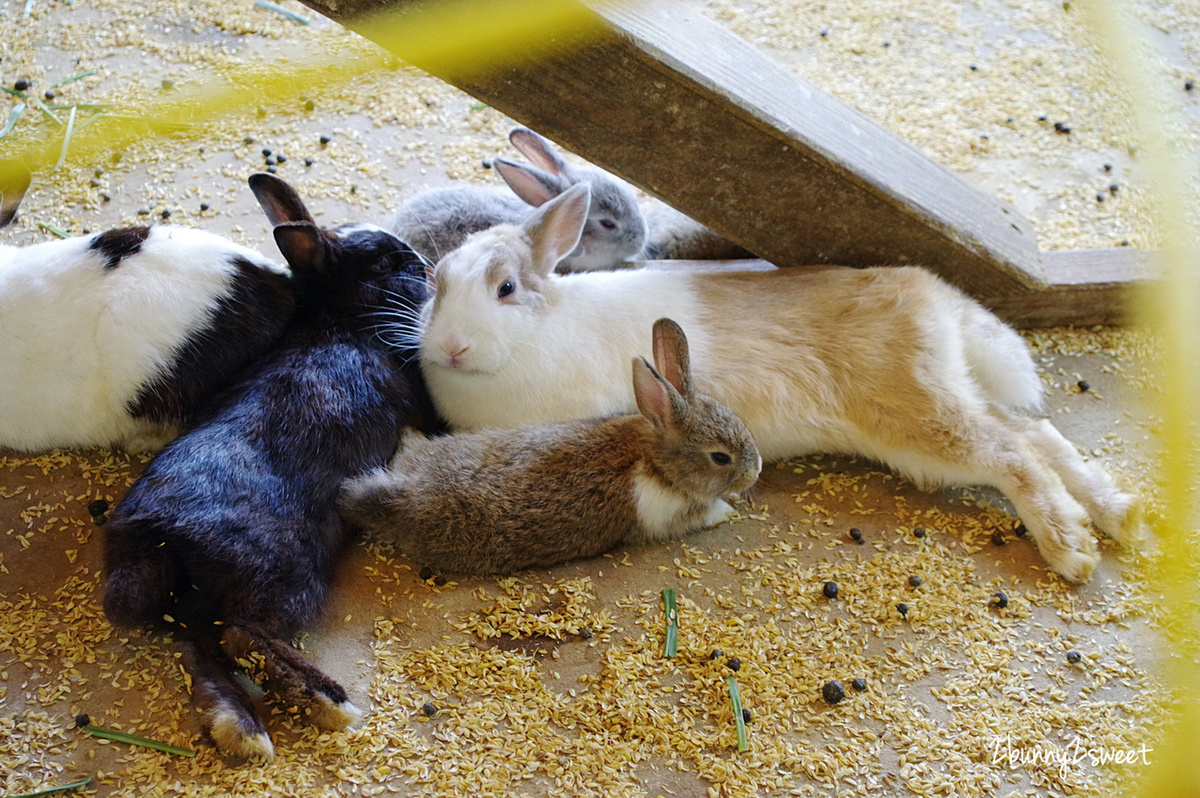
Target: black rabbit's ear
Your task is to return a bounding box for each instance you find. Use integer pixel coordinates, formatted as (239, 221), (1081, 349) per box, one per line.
(249, 172), (315, 227)
(273, 222), (325, 277)
(652, 318), (694, 399)
(493, 158), (565, 207)
(0, 160), (32, 230)
(508, 127), (570, 177)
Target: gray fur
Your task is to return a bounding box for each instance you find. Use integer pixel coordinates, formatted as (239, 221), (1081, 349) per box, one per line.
(385, 127), (646, 272)
(640, 200), (754, 260)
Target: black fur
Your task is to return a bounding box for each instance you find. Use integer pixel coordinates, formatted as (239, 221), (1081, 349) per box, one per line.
(127, 257), (295, 425)
(89, 227), (151, 270)
(101, 176), (438, 756)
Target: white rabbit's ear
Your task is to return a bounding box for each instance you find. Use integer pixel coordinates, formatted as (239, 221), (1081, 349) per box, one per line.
(0, 161), (32, 230)
(250, 172), (316, 227)
(273, 222), (326, 277)
(632, 357), (686, 432)
(509, 127), (571, 177)
(652, 318), (694, 399)
(493, 158), (565, 207)
(521, 183), (590, 276)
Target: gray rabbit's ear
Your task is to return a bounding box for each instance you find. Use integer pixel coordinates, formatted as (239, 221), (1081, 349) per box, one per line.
(493, 158), (566, 207)
(508, 127), (573, 177)
(0, 161), (32, 230)
(249, 172), (316, 227)
(632, 356), (687, 432)
(521, 183), (590, 276)
(652, 318), (694, 399)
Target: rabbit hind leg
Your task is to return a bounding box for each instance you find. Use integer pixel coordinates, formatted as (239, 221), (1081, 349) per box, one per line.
(861, 412), (1100, 584)
(221, 624), (362, 731)
(180, 636), (275, 759)
(1019, 418), (1144, 546)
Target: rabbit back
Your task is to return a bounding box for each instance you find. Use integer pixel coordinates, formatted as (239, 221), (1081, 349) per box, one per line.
(0, 226), (292, 452)
(386, 186), (528, 264)
(342, 419), (644, 575)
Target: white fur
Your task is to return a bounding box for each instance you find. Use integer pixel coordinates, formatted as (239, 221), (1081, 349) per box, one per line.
(207, 703), (276, 760)
(0, 227), (286, 452)
(423, 251), (705, 428)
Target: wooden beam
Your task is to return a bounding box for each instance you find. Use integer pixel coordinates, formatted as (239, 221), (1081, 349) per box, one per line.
(649, 248), (1155, 328)
(983, 248), (1155, 328)
(293, 0), (1047, 298)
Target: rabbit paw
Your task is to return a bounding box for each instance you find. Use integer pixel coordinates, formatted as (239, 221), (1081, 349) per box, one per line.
(1036, 525), (1101, 584)
(702, 499), (737, 529)
(206, 706), (275, 760)
(309, 695), (363, 730)
(1091, 491), (1145, 547)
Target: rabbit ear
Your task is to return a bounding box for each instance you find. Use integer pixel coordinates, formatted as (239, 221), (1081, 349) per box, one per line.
(249, 172), (316, 227)
(0, 161), (32, 230)
(521, 183), (590, 276)
(509, 127), (572, 177)
(493, 158), (565, 207)
(273, 222), (326, 277)
(632, 357), (686, 432)
(652, 318), (694, 399)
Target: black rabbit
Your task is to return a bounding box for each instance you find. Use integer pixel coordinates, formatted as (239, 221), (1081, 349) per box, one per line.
(101, 173), (439, 759)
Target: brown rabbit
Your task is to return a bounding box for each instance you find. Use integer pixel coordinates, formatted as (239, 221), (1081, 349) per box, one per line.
(339, 318), (761, 575)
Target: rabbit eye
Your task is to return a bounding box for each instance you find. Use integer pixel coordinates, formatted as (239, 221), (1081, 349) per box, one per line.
(497, 280), (515, 299)
(710, 452), (733, 466)
(599, 219), (617, 231)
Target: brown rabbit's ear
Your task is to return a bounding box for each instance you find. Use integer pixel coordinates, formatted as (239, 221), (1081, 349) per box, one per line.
(522, 183), (589, 277)
(633, 357), (687, 432)
(508, 127), (570, 177)
(652, 318), (694, 399)
(0, 160), (32, 231)
(493, 158), (565, 207)
(249, 172), (316, 227)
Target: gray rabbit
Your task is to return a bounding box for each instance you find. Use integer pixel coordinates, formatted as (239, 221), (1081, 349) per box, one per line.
(387, 126), (646, 271)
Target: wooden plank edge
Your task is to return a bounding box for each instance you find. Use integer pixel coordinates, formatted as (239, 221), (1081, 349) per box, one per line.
(645, 247), (1156, 328)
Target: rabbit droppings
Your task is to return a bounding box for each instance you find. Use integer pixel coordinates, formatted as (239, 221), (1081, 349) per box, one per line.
(408, 184), (1143, 584)
(101, 174), (440, 759)
(340, 318), (761, 575)
(387, 126), (646, 271)
(0, 161), (297, 453)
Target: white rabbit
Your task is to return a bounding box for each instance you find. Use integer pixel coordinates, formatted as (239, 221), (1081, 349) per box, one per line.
(386, 126), (646, 271)
(341, 317), (761, 575)
(406, 183), (1143, 584)
(0, 161), (294, 453)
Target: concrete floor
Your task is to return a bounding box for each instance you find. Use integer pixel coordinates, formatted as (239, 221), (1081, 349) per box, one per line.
(0, 0), (1179, 796)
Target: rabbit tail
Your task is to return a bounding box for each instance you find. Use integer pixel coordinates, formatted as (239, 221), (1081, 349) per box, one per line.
(338, 470), (410, 534)
(102, 525), (177, 630)
(961, 300), (1044, 414)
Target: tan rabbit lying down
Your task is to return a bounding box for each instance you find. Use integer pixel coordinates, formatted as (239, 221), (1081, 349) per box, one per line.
(403, 184), (1143, 584)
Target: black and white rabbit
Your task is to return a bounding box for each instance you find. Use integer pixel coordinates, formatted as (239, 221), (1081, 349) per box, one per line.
(386, 126), (647, 271)
(340, 318), (761, 575)
(408, 184), (1143, 584)
(101, 173), (439, 759)
(0, 160), (295, 453)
